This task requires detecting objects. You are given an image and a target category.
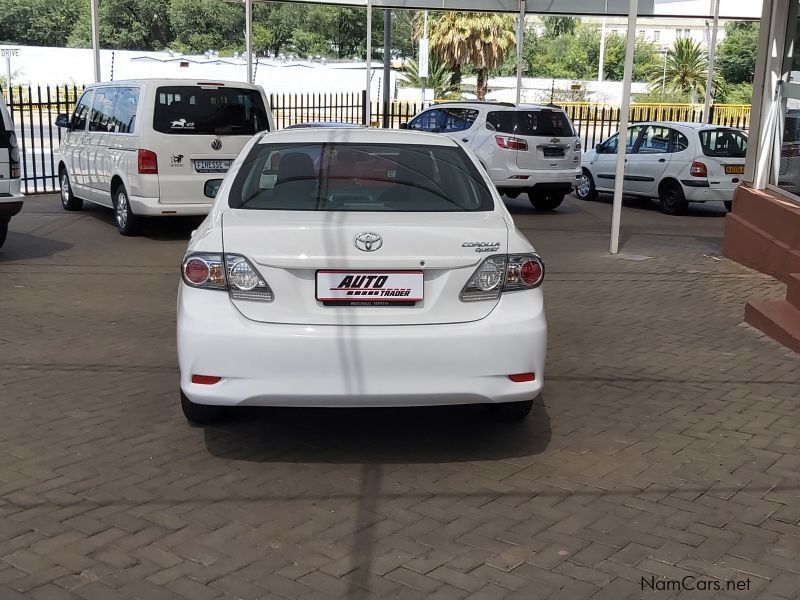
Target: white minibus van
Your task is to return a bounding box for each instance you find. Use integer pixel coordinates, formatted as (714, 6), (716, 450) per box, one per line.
(55, 79), (274, 235)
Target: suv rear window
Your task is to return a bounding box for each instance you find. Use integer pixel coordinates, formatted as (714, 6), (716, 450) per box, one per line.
(699, 129), (747, 157)
(486, 109), (575, 137)
(229, 143), (494, 212)
(153, 86), (269, 135)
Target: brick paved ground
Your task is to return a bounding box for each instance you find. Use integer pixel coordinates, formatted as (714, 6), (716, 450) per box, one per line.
(1, 193), (799, 600)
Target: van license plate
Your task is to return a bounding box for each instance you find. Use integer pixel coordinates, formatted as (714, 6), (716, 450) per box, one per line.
(317, 270), (423, 306)
(194, 160), (232, 173)
(543, 147), (565, 158)
(724, 164), (744, 175)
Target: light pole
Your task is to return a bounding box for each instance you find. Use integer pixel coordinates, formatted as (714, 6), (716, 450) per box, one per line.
(598, 0), (608, 82)
(660, 49), (668, 102)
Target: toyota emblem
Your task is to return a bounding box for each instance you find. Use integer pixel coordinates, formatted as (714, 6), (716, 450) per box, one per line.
(354, 232), (383, 252)
(211, 138), (222, 151)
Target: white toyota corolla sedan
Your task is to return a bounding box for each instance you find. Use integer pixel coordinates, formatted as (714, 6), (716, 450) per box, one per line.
(177, 127), (547, 424)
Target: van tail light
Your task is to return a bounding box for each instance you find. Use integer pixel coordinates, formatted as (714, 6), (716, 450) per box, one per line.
(138, 149), (158, 174)
(495, 135), (528, 151)
(8, 132), (20, 178)
(181, 252), (274, 302)
(575, 139), (582, 152)
(690, 161), (708, 177)
(460, 254), (545, 302)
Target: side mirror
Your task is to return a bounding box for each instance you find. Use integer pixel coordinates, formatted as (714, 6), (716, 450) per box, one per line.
(595, 142), (605, 154)
(399, 122), (409, 130)
(55, 113), (70, 129)
(204, 179), (223, 198)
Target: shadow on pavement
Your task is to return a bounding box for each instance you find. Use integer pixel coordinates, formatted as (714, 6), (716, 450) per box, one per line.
(81, 204), (203, 241)
(202, 398), (551, 464)
(0, 231), (72, 261)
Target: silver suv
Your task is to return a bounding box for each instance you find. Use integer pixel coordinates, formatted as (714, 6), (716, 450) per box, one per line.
(0, 94), (23, 248)
(405, 101), (581, 210)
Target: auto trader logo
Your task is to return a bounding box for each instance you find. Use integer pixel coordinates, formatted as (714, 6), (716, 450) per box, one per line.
(335, 275), (411, 297)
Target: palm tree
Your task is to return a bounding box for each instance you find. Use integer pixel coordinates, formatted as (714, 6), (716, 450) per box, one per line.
(398, 58), (461, 100)
(650, 38), (708, 102)
(417, 12), (515, 100)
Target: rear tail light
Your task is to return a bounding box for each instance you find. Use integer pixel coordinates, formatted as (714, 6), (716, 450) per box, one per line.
(138, 149), (158, 174)
(690, 161), (707, 177)
(181, 252), (274, 302)
(8, 132), (20, 178)
(460, 254), (545, 302)
(495, 135), (528, 151)
(575, 139), (581, 152)
(508, 373), (535, 382)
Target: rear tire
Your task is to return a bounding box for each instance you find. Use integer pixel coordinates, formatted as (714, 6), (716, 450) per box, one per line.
(576, 170), (597, 201)
(181, 390), (226, 425)
(60, 169), (83, 211)
(659, 181), (688, 215)
(0, 220), (8, 248)
(490, 399), (534, 421)
(529, 191), (565, 211)
(113, 184), (140, 236)
(724, 200), (733, 212)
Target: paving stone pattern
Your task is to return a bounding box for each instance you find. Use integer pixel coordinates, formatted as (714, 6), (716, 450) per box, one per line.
(0, 194), (798, 599)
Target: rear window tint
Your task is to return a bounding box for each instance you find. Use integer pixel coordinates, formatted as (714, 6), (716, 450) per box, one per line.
(153, 86), (269, 135)
(229, 143), (494, 212)
(486, 109), (574, 137)
(699, 129), (747, 157)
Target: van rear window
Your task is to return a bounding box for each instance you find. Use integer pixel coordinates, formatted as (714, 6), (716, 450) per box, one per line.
(486, 110), (575, 137)
(153, 86), (269, 135)
(699, 129), (747, 157)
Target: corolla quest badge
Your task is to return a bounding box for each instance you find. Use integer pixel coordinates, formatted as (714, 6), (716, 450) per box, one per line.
(354, 232), (383, 252)
(211, 138), (222, 151)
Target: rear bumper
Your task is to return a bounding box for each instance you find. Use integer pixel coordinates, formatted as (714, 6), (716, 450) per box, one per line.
(679, 182), (737, 203)
(177, 286), (547, 407)
(494, 167), (581, 190)
(0, 199), (24, 220)
(129, 195), (212, 216)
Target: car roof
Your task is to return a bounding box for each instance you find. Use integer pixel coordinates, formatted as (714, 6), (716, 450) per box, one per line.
(285, 122), (366, 129)
(433, 101), (564, 111)
(634, 121), (745, 131)
(258, 127), (460, 146)
(83, 78), (262, 89)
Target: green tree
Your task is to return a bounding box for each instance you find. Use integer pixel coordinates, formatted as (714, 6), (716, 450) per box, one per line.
(68, 0), (172, 50)
(716, 21), (758, 85)
(252, 2), (304, 56)
(0, 0), (81, 47)
(602, 32), (661, 81)
(541, 16), (578, 38)
(650, 38), (708, 102)
(399, 58), (460, 99)
(168, 0), (243, 53)
(421, 12), (515, 99)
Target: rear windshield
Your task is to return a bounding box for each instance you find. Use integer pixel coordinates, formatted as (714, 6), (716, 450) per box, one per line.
(486, 109), (575, 137)
(229, 143), (494, 212)
(699, 129), (747, 157)
(153, 86), (269, 135)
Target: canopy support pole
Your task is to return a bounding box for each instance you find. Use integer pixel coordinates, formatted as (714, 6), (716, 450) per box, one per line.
(245, 0), (253, 84)
(90, 0), (101, 82)
(515, 0), (525, 104)
(382, 9), (392, 128)
(610, 0), (638, 255)
(702, 0), (720, 123)
(366, 0), (373, 120)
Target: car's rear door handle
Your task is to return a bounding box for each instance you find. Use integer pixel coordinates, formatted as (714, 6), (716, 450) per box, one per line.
(658, 158), (666, 163)
(461, 138), (469, 142)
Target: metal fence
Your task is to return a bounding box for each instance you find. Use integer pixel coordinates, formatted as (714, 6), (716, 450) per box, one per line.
(1, 84), (751, 195)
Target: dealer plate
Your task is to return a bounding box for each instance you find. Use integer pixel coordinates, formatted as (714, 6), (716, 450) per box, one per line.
(194, 159), (232, 173)
(317, 271), (423, 306)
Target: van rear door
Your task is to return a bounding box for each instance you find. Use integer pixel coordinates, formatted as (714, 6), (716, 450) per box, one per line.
(148, 83), (271, 205)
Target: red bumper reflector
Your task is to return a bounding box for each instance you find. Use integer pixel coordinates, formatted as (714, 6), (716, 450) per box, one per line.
(508, 373), (535, 382)
(191, 375), (221, 385)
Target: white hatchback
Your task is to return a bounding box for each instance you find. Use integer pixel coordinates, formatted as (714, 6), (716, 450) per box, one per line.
(177, 128), (547, 424)
(577, 122), (747, 214)
(405, 102), (581, 210)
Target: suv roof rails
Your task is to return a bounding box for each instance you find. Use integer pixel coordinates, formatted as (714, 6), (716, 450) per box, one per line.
(433, 100), (517, 108)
